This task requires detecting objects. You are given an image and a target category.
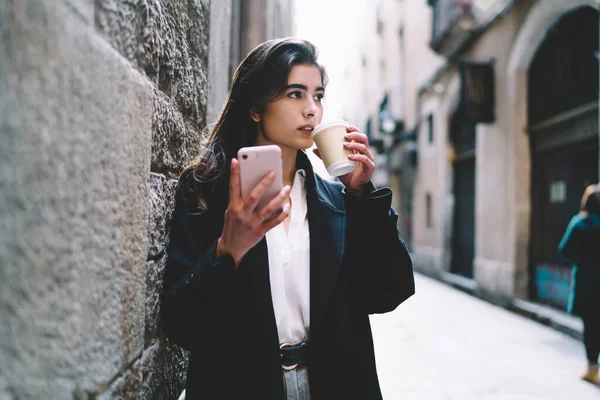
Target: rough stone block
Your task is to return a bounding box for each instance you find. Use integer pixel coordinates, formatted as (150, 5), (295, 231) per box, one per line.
(0, 0), (151, 396)
(94, 0), (140, 64)
(148, 173), (178, 259)
(167, 179), (179, 209)
(146, 174), (178, 346)
(0, 377), (13, 400)
(96, 364), (143, 400)
(140, 339), (188, 400)
(98, 339), (188, 400)
(152, 90), (204, 176)
(146, 255), (166, 346)
(64, 0), (95, 24)
(95, 0), (210, 126)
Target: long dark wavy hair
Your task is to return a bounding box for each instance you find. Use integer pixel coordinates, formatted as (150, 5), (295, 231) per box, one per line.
(181, 37), (327, 212)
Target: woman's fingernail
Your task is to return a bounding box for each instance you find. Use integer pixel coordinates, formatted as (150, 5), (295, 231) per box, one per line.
(269, 171), (275, 179)
(284, 185), (291, 192)
(283, 203), (290, 214)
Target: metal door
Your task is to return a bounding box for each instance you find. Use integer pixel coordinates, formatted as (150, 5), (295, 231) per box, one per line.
(451, 157), (476, 278)
(531, 139), (598, 309)
(450, 113), (476, 278)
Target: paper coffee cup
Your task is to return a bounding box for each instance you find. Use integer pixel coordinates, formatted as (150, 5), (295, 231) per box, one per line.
(312, 120), (356, 176)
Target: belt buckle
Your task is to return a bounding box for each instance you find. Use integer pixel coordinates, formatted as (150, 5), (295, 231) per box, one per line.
(279, 342), (298, 371)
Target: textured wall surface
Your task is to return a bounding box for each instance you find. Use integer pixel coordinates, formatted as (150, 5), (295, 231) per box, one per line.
(207, 0), (233, 124)
(0, 0), (209, 398)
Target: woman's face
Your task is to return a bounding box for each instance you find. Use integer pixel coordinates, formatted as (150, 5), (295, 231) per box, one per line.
(253, 64), (325, 152)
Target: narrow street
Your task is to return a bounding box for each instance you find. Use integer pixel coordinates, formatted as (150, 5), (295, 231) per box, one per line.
(370, 274), (600, 399)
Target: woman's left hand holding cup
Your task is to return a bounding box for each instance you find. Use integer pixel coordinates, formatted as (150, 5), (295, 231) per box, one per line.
(338, 125), (375, 195)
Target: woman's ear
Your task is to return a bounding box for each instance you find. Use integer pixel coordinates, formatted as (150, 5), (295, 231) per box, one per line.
(249, 110), (261, 123)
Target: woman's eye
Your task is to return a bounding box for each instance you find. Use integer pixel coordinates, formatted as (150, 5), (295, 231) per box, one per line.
(314, 93), (325, 102)
(288, 91), (302, 99)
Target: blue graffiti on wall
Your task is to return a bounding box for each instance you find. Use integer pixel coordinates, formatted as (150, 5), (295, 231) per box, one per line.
(535, 264), (572, 310)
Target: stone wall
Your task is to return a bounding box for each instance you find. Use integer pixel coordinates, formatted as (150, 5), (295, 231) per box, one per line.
(0, 0), (210, 398)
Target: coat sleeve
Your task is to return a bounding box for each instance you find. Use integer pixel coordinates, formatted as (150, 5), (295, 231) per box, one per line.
(558, 216), (583, 263)
(343, 184), (415, 314)
(161, 185), (237, 350)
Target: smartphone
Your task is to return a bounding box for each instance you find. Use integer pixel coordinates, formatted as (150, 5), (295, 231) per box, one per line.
(237, 145), (283, 212)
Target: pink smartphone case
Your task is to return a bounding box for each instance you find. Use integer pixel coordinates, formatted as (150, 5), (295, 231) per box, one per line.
(237, 145), (283, 211)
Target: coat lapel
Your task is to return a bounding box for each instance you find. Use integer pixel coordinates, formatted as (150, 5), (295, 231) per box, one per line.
(236, 236), (283, 364)
(301, 155), (346, 334)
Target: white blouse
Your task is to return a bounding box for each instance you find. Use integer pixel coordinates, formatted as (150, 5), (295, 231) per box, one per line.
(265, 169), (310, 345)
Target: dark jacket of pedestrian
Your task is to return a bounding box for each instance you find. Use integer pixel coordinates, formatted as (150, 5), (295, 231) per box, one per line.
(558, 194), (600, 317)
(558, 184), (600, 384)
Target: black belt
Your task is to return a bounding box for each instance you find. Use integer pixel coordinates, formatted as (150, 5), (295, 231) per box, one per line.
(279, 341), (308, 370)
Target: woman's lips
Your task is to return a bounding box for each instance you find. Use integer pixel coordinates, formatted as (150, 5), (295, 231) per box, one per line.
(298, 126), (314, 135)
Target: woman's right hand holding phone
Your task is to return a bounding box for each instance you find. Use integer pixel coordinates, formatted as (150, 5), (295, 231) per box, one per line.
(216, 158), (291, 268)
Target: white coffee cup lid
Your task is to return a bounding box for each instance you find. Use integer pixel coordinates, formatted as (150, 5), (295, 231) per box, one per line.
(312, 120), (348, 138)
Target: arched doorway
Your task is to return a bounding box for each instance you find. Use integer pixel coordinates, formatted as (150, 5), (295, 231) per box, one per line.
(528, 6), (599, 310)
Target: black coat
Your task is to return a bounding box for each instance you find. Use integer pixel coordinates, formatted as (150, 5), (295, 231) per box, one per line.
(162, 151), (415, 399)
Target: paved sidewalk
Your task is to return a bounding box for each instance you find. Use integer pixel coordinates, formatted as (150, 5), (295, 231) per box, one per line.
(436, 269), (584, 342)
(370, 273), (600, 399)
(509, 299), (583, 341)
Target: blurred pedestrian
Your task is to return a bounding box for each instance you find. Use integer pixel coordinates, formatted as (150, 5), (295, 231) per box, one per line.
(558, 184), (600, 386)
(161, 37), (415, 399)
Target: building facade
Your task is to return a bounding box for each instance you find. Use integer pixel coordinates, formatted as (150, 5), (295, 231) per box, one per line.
(412, 0), (599, 309)
(334, 0), (444, 242)
(209, 0), (296, 123)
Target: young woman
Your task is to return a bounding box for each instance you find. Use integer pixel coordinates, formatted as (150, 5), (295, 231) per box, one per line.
(162, 37), (415, 400)
(559, 184), (600, 386)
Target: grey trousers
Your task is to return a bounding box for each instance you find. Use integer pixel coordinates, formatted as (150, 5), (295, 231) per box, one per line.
(282, 365), (311, 400)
